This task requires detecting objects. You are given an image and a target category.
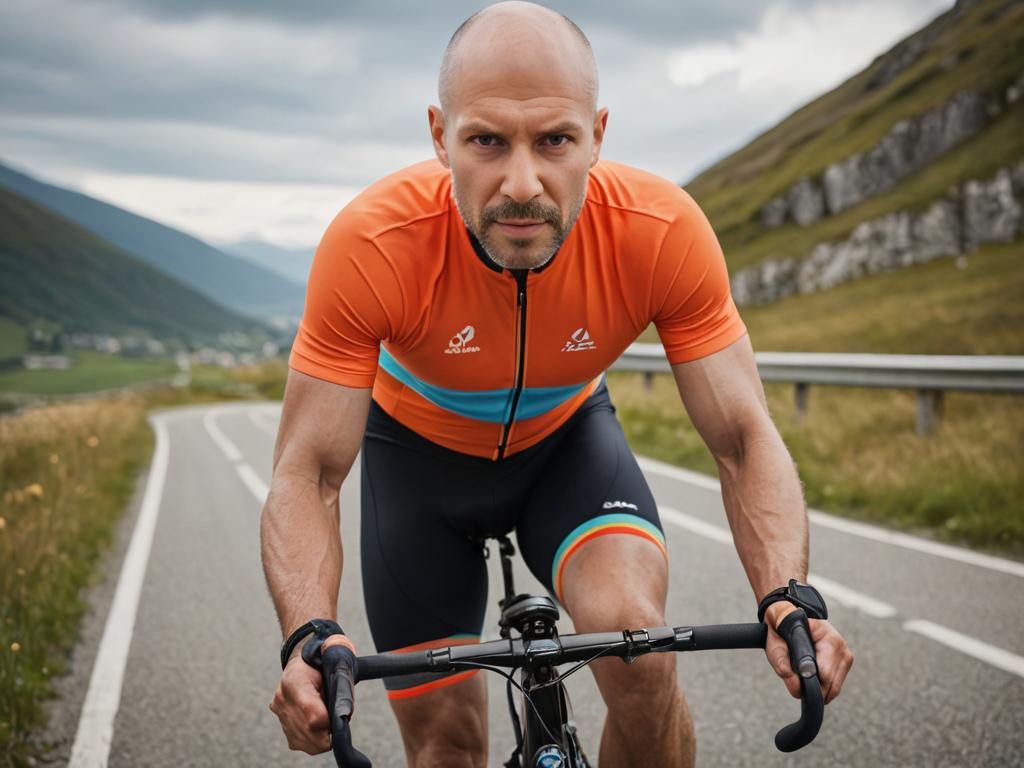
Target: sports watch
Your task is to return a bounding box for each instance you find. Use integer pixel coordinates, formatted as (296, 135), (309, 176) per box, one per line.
(757, 579), (828, 624)
(279, 618), (345, 670)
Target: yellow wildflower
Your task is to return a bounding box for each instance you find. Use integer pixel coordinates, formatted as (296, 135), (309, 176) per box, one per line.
(49, 454), (60, 464)
(10, 643), (19, 653)
(24, 483), (43, 499)
(87, 436), (99, 448)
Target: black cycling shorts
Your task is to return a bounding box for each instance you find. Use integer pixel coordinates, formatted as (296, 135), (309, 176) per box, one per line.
(359, 379), (667, 699)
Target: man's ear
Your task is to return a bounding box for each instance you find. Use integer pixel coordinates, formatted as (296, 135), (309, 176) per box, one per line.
(428, 105), (450, 168)
(590, 107), (609, 168)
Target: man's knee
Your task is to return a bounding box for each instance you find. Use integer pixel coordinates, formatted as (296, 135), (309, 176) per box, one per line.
(390, 673), (488, 768)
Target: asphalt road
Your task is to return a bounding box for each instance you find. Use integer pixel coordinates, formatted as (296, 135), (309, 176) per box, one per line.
(44, 401), (1024, 767)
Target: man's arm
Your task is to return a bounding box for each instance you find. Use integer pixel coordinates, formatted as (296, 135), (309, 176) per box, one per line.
(261, 368), (372, 754)
(671, 334), (807, 606)
(671, 334), (852, 703)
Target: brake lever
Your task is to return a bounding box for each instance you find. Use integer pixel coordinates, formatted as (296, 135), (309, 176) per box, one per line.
(322, 645), (372, 768)
(771, 609), (824, 752)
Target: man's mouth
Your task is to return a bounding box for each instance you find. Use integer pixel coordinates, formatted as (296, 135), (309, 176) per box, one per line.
(495, 220), (548, 238)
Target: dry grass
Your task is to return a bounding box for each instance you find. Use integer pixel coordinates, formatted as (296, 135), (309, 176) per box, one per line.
(0, 397), (152, 766)
(607, 372), (1024, 557)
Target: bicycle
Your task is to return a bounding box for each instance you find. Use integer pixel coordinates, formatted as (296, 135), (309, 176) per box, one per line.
(318, 536), (825, 767)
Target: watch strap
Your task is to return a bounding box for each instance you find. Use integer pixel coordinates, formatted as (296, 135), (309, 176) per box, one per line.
(757, 579), (828, 623)
(280, 618), (344, 670)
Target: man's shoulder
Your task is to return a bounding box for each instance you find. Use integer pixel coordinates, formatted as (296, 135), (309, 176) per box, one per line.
(587, 160), (703, 226)
(331, 159), (452, 241)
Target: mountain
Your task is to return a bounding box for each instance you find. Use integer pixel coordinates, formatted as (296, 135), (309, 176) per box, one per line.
(0, 186), (266, 346)
(685, 0), (1024, 303)
(223, 239), (315, 285)
(0, 161), (306, 320)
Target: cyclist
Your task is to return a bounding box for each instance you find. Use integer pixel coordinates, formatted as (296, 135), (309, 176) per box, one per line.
(263, 3), (853, 767)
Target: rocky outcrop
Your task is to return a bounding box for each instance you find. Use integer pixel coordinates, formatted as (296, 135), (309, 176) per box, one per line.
(963, 168), (1022, 250)
(824, 91), (988, 215)
(759, 90), (989, 228)
(733, 163), (1023, 306)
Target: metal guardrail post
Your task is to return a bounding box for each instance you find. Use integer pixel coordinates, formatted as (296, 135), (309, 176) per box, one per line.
(916, 390), (944, 437)
(794, 383), (810, 425)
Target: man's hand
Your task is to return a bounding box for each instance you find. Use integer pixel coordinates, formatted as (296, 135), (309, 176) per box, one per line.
(764, 609), (853, 704)
(270, 635), (357, 754)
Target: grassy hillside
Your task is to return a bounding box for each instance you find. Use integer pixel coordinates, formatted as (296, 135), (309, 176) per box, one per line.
(686, 0), (1024, 272)
(0, 161), (306, 319)
(0, 186), (266, 347)
(625, 244), (1023, 557)
(0, 352), (180, 396)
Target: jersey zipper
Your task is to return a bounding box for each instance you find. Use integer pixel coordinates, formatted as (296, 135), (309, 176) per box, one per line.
(497, 269), (528, 460)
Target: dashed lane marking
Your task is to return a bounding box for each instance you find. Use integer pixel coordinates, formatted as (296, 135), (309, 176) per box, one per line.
(638, 456), (1024, 578)
(904, 620), (1024, 679)
(658, 505), (898, 618)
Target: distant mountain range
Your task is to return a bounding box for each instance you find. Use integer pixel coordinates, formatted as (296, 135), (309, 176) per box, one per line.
(223, 239), (315, 286)
(0, 161), (305, 320)
(0, 186), (264, 346)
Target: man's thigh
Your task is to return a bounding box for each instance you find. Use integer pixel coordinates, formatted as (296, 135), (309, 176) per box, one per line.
(514, 384), (668, 608)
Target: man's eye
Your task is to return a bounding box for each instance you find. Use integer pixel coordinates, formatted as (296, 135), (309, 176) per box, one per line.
(545, 135), (570, 147)
(473, 135), (500, 147)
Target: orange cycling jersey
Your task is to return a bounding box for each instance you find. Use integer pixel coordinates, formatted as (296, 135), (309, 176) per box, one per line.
(290, 159), (746, 460)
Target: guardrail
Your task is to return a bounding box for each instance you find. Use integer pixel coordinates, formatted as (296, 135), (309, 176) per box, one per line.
(611, 345), (1024, 436)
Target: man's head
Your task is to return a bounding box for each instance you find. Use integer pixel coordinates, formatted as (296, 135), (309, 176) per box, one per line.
(429, 1), (608, 270)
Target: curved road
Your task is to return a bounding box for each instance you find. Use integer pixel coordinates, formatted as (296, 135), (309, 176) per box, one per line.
(44, 402), (1024, 767)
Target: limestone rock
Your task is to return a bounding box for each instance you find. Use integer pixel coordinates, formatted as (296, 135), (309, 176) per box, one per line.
(787, 177), (825, 227)
(963, 169), (1022, 250)
(761, 196), (788, 229)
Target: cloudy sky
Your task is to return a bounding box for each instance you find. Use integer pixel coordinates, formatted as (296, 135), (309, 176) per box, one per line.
(1, 0), (952, 249)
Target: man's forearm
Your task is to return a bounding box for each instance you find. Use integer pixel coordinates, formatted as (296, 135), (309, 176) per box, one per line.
(717, 430), (808, 604)
(260, 471), (343, 640)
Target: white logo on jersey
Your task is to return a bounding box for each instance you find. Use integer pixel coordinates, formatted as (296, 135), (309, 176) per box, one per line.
(603, 500), (639, 511)
(561, 327), (596, 352)
(444, 325), (481, 354)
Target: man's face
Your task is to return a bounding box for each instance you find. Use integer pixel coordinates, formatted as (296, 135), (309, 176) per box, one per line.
(429, 44), (607, 270)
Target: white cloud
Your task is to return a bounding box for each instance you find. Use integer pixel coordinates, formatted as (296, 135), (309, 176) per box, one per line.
(78, 173), (361, 247)
(668, 0), (949, 93)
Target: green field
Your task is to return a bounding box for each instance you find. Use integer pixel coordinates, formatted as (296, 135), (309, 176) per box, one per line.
(0, 351), (179, 396)
(0, 318), (26, 360)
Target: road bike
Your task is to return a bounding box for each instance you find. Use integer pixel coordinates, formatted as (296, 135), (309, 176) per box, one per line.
(319, 536), (825, 767)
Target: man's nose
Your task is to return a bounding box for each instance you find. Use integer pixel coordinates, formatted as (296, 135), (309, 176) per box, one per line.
(499, 147), (544, 203)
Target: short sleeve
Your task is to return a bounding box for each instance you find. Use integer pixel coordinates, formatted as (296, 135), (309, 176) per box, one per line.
(288, 216), (400, 388)
(651, 194), (747, 365)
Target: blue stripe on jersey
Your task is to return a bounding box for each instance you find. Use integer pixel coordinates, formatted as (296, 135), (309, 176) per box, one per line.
(378, 347), (589, 423)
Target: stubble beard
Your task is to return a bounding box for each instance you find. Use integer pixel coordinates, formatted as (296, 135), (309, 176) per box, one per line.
(453, 181), (586, 270)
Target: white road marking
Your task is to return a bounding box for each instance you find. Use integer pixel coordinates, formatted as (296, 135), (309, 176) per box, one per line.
(69, 417), (170, 768)
(807, 574), (897, 619)
(247, 410), (278, 436)
(659, 505), (898, 619)
(658, 505), (732, 544)
(903, 620), (1024, 679)
(638, 455), (1024, 578)
(236, 462), (270, 503)
(202, 408), (242, 462)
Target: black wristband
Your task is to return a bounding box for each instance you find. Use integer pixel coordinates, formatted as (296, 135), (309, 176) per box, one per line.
(757, 579), (828, 624)
(280, 619), (344, 670)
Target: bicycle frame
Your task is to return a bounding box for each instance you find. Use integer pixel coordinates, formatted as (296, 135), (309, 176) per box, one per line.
(322, 535), (824, 767)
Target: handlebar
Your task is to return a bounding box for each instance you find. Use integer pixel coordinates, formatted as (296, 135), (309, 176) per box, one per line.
(323, 614), (824, 766)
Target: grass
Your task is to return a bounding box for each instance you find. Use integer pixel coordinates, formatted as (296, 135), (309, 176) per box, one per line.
(0, 398), (153, 766)
(0, 351), (179, 396)
(607, 373), (1024, 557)
(0, 357), (288, 766)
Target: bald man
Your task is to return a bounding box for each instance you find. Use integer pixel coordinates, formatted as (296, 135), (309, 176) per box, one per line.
(263, 3), (853, 767)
